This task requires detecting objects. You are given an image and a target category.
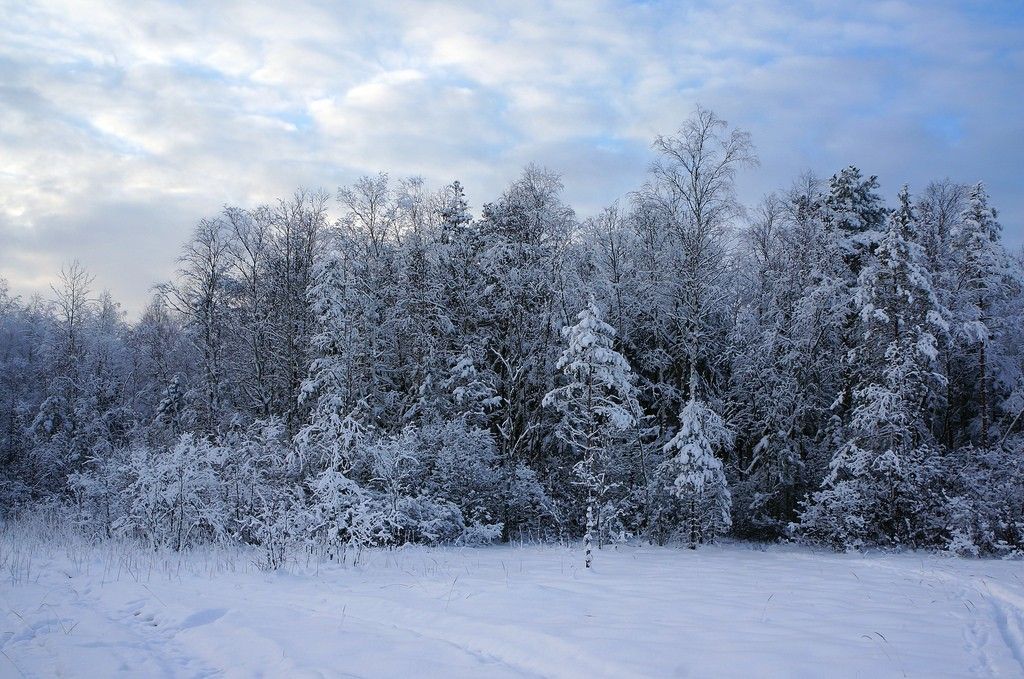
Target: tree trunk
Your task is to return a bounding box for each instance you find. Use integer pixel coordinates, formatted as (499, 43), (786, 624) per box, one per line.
(689, 497), (698, 549)
(585, 490), (594, 568)
(979, 343), (989, 449)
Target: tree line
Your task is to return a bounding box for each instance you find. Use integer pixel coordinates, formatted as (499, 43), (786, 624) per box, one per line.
(2, 106), (1021, 564)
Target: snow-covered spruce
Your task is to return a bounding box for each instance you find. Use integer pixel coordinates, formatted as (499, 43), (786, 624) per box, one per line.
(801, 186), (948, 549)
(659, 398), (734, 548)
(543, 297), (640, 567)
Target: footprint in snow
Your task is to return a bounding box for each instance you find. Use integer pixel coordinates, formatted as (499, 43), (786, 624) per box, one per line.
(179, 608), (228, 629)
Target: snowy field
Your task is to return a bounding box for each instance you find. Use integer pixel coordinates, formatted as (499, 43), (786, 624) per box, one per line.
(2, 529), (1024, 678)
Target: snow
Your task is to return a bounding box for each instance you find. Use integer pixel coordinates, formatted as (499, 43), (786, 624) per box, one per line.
(2, 531), (1024, 678)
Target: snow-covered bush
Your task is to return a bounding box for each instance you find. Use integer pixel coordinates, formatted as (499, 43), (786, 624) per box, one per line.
(940, 444), (1024, 557)
(394, 495), (466, 545)
(68, 449), (131, 539)
(115, 435), (229, 550)
(424, 420), (503, 527)
(459, 520), (504, 546)
(306, 469), (385, 558)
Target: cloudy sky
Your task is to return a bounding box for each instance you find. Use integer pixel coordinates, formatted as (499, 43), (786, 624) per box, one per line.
(2, 0), (1022, 314)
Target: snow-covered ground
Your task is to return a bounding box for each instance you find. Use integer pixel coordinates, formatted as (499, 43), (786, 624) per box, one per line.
(1, 528), (1023, 678)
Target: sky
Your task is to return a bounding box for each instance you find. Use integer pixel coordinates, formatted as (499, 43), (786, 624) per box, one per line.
(1, 0), (1022, 315)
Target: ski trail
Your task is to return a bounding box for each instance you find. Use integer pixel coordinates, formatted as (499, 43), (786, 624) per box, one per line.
(859, 558), (1024, 676)
(977, 580), (1024, 673)
(108, 594), (223, 678)
(170, 580), (635, 679)
(963, 615), (997, 677)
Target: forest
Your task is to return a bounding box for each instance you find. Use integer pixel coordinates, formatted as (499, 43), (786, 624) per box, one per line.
(2, 106), (1021, 564)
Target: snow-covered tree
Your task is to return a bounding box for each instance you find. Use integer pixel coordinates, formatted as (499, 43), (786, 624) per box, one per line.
(159, 219), (233, 434)
(950, 182), (1014, 447)
(637, 106), (757, 423)
(659, 399), (734, 547)
(543, 298), (640, 567)
(438, 180), (473, 243)
(824, 166), (888, 276)
(802, 187), (947, 549)
(727, 184), (833, 537)
(3, 113), (1024, 558)
(444, 345), (500, 426)
(296, 252), (372, 476)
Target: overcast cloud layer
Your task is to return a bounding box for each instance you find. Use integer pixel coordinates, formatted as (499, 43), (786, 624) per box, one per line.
(1, 0), (1022, 314)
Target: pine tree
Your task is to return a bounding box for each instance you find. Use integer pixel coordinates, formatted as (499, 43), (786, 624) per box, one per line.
(803, 187), (947, 548)
(438, 180), (472, 243)
(824, 166), (888, 276)
(543, 298), (640, 567)
(444, 345), (500, 426)
(660, 399), (734, 547)
(952, 183), (1011, 447)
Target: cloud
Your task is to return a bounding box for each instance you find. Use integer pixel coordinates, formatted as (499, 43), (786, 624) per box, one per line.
(1, 0), (1022, 314)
